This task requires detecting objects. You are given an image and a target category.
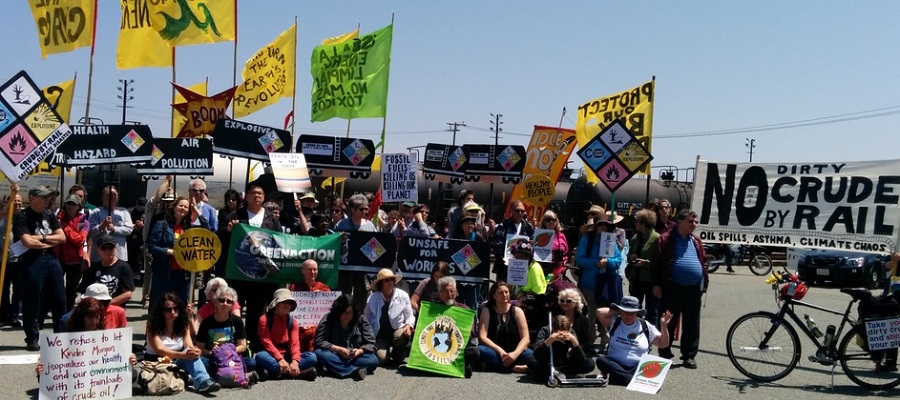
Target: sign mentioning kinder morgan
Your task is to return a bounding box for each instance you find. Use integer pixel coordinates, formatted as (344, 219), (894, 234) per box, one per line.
(692, 160), (900, 254)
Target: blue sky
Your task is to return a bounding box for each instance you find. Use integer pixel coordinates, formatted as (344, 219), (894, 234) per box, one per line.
(2, 1), (898, 179)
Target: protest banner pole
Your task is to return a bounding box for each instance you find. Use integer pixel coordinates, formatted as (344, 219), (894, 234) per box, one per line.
(290, 17), (298, 143)
(645, 75), (656, 204)
(188, 272), (196, 305)
(0, 183), (17, 305)
(80, 0), (99, 122)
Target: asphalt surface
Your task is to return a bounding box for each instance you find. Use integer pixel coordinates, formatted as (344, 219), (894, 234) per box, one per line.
(1, 269), (896, 399)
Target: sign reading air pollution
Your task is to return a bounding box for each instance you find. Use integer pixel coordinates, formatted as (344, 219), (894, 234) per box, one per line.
(577, 120), (653, 192)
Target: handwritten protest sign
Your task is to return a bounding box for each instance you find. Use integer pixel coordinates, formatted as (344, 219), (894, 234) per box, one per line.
(865, 317), (900, 351)
(291, 291), (343, 328)
(626, 353), (672, 394)
(39, 327), (133, 400)
(269, 152), (311, 193)
(600, 232), (617, 258)
(381, 153), (418, 202)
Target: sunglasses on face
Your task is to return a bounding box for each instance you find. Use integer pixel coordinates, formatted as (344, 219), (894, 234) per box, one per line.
(189, 188), (205, 193)
(217, 298), (235, 305)
(514, 209), (526, 213)
(163, 307), (178, 313)
(558, 298), (575, 304)
(544, 218), (557, 222)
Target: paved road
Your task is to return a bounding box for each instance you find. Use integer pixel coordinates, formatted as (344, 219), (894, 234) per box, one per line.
(0, 270), (894, 399)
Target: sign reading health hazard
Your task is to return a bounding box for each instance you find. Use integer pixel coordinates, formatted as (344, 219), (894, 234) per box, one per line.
(0, 71), (72, 182)
(577, 120), (652, 192)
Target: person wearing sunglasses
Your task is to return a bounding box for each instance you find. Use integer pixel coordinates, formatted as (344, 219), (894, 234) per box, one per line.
(490, 200), (535, 282)
(188, 178), (218, 232)
(334, 194), (375, 311)
(539, 210), (569, 280)
(195, 286), (258, 383)
(78, 235), (134, 307)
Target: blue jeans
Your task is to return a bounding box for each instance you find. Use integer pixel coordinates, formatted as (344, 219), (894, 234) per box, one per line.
(200, 355), (257, 376)
(477, 345), (536, 372)
(314, 349), (378, 378)
(150, 263), (190, 307)
(255, 351), (317, 377)
(21, 254), (66, 343)
(596, 354), (636, 385)
(176, 357), (212, 387)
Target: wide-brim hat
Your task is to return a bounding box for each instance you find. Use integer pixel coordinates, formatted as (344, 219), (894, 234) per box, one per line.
(82, 283), (112, 301)
(298, 191), (319, 205)
(606, 211), (625, 224)
(586, 205), (605, 215)
(612, 296), (646, 317)
(370, 268), (402, 290)
(463, 203), (483, 213)
(268, 288), (297, 311)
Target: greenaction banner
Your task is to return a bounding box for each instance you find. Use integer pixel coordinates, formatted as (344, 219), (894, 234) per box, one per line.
(225, 224), (341, 287)
(407, 301), (475, 378)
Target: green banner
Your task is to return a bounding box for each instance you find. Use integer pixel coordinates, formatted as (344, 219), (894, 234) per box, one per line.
(310, 24), (392, 122)
(225, 224), (341, 287)
(407, 301), (475, 378)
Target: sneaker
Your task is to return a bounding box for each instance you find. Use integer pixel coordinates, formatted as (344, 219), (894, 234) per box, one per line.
(683, 358), (698, 369)
(11, 320), (22, 328)
(352, 367), (367, 381)
(298, 367), (317, 381)
(196, 379), (221, 393)
(596, 374), (608, 387)
(726, 267), (736, 273)
(26, 341), (40, 351)
(248, 371), (260, 384)
(257, 368), (270, 382)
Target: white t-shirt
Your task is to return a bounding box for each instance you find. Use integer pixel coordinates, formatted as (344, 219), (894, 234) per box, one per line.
(607, 317), (661, 368)
(248, 209), (265, 228)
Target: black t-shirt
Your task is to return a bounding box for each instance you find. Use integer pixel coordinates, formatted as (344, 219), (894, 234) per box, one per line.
(196, 314), (247, 350)
(12, 207), (61, 265)
(78, 259), (135, 298)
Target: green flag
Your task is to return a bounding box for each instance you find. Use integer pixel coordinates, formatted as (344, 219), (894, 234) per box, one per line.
(407, 302), (476, 378)
(225, 224), (341, 287)
(310, 24), (393, 122)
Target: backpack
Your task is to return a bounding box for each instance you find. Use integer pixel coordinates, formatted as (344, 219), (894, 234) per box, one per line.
(608, 317), (651, 345)
(137, 361), (185, 395)
(212, 342), (249, 388)
(266, 309), (295, 333)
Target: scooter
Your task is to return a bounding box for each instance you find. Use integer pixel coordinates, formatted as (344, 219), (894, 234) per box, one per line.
(546, 311), (608, 387)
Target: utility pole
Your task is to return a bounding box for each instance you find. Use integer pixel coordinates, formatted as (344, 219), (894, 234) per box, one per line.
(117, 79), (134, 124)
(745, 138), (756, 162)
(446, 122), (466, 145)
(489, 113), (503, 145)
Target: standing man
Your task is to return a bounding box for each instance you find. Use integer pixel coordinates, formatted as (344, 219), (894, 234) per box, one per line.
(189, 178), (218, 232)
(334, 194), (375, 310)
(447, 189), (475, 233)
(14, 186), (67, 351)
(490, 200), (535, 282)
(654, 209), (709, 369)
(88, 186), (133, 264)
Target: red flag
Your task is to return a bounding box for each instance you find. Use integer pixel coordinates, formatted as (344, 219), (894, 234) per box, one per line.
(284, 111), (294, 131)
(370, 191), (382, 222)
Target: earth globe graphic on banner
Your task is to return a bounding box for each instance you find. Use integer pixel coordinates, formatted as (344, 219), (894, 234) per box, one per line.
(233, 230), (283, 279)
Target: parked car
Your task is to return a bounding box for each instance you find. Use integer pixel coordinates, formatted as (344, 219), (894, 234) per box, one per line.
(797, 249), (888, 289)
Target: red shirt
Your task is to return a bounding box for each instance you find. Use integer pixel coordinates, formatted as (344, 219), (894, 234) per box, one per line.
(288, 281), (331, 352)
(258, 313), (301, 362)
(104, 305), (128, 329)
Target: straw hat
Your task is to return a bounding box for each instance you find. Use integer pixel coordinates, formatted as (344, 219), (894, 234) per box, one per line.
(268, 288), (297, 311)
(606, 211), (625, 224)
(298, 191), (319, 205)
(370, 268), (402, 290)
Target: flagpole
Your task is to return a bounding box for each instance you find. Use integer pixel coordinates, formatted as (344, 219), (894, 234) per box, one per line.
(229, 0), (239, 187)
(170, 47), (177, 138)
(290, 17), (298, 145)
(82, 0), (99, 123)
(644, 75), (656, 204)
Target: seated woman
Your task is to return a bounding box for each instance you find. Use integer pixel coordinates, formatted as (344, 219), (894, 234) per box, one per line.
(410, 262), (451, 314)
(145, 292), (220, 393)
(195, 287), (257, 382)
(595, 296), (672, 385)
(477, 281), (536, 373)
(256, 289), (318, 381)
(196, 278), (241, 321)
(533, 314), (595, 381)
(314, 294), (379, 380)
(364, 269), (415, 366)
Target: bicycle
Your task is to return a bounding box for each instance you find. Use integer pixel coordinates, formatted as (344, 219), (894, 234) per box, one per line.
(726, 270), (900, 390)
(707, 244), (773, 276)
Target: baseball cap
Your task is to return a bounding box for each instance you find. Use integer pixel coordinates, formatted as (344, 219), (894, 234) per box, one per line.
(402, 201), (418, 208)
(95, 235), (116, 248)
(64, 194), (83, 206)
(28, 186), (60, 197)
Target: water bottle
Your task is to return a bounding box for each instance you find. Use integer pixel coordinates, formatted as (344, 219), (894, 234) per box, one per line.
(804, 314), (824, 338)
(823, 325), (836, 347)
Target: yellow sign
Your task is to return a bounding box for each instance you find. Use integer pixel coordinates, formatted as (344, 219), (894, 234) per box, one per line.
(576, 80), (654, 181)
(42, 79), (75, 124)
(171, 83), (236, 138)
(174, 228), (221, 273)
(233, 24), (296, 118)
(117, 0), (173, 69)
(29, 0), (95, 58)
(522, 175), (554, 208)
(618, 141), (652, 172)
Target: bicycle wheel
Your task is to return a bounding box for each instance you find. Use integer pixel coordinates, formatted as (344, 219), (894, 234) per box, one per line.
(750, 254), (773, 276)
(838, 326), (900, 390)
(726, 311), (801, 382)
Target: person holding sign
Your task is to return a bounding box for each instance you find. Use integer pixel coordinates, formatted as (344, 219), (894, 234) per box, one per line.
(59, 283), (128, 330)
(335, 194), (375, 311)
(88, 186), (133, 263)
(314, 294), (379, 380)
(256, 289), (319, 381)
(148, 197), (205, 306)
(575, 218), (624, 324)
(434, 276), (480, 379)
(491, 200), (535, 283)
(145, 292), (221, 393)
(539, 210), (569, 279)
(365, 269), (416, 366)
(595, 296), (672, 385)
(476, 281), (536, 374)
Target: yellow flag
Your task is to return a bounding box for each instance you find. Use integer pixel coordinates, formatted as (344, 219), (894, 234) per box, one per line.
(118, 0), (173, 69)
(321, 27), (359, 45)
(147, 0), (236, 47)
(42, 79), (76, 125)
(576, 80), (655, 182)
(172, 81), (208, 136)
(233, 25), (296, 118)
(28, 0), (95, 58)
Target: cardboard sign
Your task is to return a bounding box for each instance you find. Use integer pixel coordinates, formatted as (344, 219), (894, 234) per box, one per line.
(297, 134), (375, 179)
(291, 291), (342, 328)
(134, 138), (213, 175)
(422, 143), (467, 184)
(507, 258), (529, 286)
(174, 227), (221, 273)
(462, 144), (525, 184)
(626, 354), (673, 394)
(522, 175), (554, 207)
(600, 232), (618, 258)
(865, 317), (900, 351)
(269, 153), (311, 193)
(381, 153), (418, 202)
(213, 119), (291, 161)
(58, 124), (153, 166)
(39, 327), (133, 400)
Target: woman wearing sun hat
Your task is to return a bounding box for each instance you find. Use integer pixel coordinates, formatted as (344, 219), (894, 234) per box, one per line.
(595, 296), (672, 385)
(256, 289), (318, 380)
(364, 269), (415, 365)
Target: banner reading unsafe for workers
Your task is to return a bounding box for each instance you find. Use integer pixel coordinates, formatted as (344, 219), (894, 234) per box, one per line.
(691, 159), (900, 254)
(28, 0), (95, 58)
(226, 224), (341, 287)
(310, 24), (392, 122)
(397, 238), (490, 284)
(407, 301), (475, 378)
(577, 80), (654, 181)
